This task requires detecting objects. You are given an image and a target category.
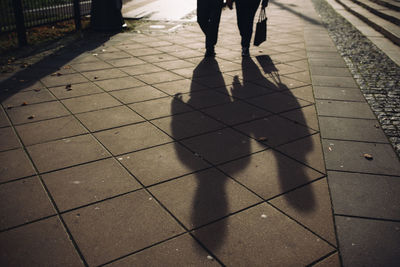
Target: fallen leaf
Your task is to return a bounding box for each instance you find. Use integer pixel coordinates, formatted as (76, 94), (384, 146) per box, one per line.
(28, 115), (35, 119)
(258, 137), (268, 141)
(63, 65), (71, 69)
(364, 153), (373, 160)
(66, 84), (72, 90)
(21, 102), (28, 106)
(34, 88), (41, 92)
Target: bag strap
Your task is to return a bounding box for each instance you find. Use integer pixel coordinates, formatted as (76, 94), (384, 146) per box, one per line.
(258, 7), (266, 22)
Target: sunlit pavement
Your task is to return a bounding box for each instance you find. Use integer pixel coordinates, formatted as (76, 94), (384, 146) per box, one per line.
(122, 0), (197, 21)
(1, 0), (399, 266)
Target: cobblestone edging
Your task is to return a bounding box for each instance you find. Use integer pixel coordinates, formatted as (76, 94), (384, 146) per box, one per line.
(312, 0), (400, 158)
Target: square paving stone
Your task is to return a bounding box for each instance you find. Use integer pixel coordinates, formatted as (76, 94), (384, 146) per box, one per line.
(61, 93), (121, 114)
(277, 134), (326, 173)
(316, 100), (376, 119)
(6, 101), (70, 125)
(0, 217), (84, 266)
(283, 71), (311, 84)
(247, 92), (312, 114)
(2, 89), (55, 107)
(120, 63), (164, 76)
(269, 178), (337, 245)
(0, 107), (9, 127)
(149, 168), (261, 229)
(0, 176), (55, 230)
(154, 59), (195, 70)
(193, 203), (334, 266)
(71, 61), (113, 72)
(308, 58), (347, 68)
(319, 117), (388, 142)
(43, 158), (141, 211)
(76, 106), (144, 132)
(310, 66), (352, 77)
(220, 149), (323, 200)
(81, 68), (128, 81)
(179, 90), (231, 110)
(181, 128), (265, 165)
(110, 85), (167, 104)
(126, 47), (162, 57)
(136, 71), (183, 85)
(152, 111), (224, 140)
(95, 76), (145, 92)
(97, 51), (131, 61)
(235, 115), (315, 147)
(119, 142), (209, 186)
(94, 122), (172, 155)
(203, 100), (270, 126)
(217, 81), (274, 100)
(312, 76), (358, 88)
(335, 216), (400, 267)
(287, 59), (311, 71)
(0, 149), (36, 183)
(328, 171), (400, 220)
(153, 79), (208, 95)
(107, 234), (220, 267)
(62, 190), (184, 266)
(48, 82), (103, 99)
(15, 116), (87, 146)
(2, 80), (46, 93)
(0, 127), (20, 151)
(129, 96), (192, 120)
(313, 253), (341, 267)
(193, 73), (239, 89)
(323, 140), (400, 175)
(139, 54), (178, 63)
(282, 104), (320, 130)
(286, 85), (315, 103)
(107, 57), (146, 67)
(169, 49), (204, 59)
(307, 52), (342, 60)
(41, 73), (89, 87)
(69, 54), (103, 64)
(27, 134), (110, 173)
(313, 86), (365, 101)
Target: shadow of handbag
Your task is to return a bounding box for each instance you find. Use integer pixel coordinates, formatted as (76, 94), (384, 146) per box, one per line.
(253, 7), (267, 46)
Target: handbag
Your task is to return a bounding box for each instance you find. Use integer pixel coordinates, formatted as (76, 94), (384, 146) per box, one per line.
(253, 7), (267, 46)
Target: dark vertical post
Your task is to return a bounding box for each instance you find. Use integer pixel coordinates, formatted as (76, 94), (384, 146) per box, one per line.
(73, 0), (82, 30)
(12, 0), (27, 46)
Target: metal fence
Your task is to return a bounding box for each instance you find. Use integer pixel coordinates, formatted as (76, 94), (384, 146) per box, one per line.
(1, 0), (91, 44)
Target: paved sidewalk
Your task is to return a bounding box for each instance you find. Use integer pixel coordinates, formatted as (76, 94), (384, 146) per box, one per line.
(0, 0), (399, 266)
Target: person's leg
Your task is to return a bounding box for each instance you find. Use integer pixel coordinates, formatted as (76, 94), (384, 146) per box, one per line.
(205, 1), (223, 50)
(197, 0), (210, 37)
(235, 0), (261, 55)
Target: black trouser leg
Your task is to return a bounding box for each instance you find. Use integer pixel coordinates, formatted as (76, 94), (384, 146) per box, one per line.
(235, 0), (261, 48)
(197, 0), (223, 48)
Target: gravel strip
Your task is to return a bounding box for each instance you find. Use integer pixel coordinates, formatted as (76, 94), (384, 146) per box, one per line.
(312, 0), (400, 158)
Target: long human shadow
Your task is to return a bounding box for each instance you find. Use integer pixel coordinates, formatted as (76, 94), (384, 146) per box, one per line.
(171, 57), (252, 253)
(0, 31), (117, 104)
(238, 55), (316, 211)
(170, 55), (316, 255)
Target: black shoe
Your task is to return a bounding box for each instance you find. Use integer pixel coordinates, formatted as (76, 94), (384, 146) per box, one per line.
(205, 47), (216, 57)
(242, 47), (250, 57)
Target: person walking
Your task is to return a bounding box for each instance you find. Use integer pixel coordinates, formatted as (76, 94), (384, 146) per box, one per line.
(227, 0), (269, 56)
(197, 0), (224, 57)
